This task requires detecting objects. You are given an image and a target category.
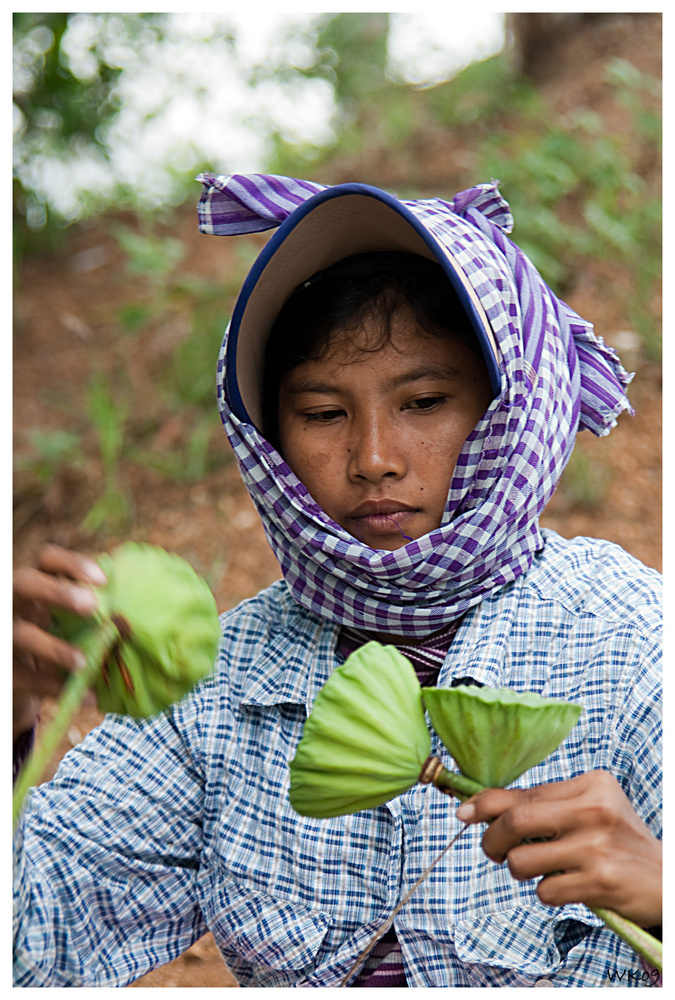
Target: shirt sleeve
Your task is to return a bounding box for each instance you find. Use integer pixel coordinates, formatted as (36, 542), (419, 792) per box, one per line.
(13, 682), (213, 987)
(606, 627), (662, 836)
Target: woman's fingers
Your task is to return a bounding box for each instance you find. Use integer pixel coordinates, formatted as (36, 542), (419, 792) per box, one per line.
(533, 848), (662, 927)
(455, 773), (623, 865)
(457, 776), (588, 825)
(13, 546), (105, 667)
(479, 797), (576, 864)
(456, 771), (662, 926)
(13, 618), (86, 678)
(534, 867), (616, 909)
(36, 544), (107, 587)
(13, 546), (107, 739)
(14, 566), (101, 618)
(498, 830), (592, 881)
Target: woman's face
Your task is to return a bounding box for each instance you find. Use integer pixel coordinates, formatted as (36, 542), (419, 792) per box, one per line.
(277, 306), (494, 550)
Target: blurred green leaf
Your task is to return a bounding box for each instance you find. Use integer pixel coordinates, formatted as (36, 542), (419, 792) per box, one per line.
(82, 371), (131, 534)
(112, 225), (184, 283)
(16, 429), (84, 484)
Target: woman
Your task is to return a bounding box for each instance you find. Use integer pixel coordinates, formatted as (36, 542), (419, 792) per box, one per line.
(13, 175), (661, 987)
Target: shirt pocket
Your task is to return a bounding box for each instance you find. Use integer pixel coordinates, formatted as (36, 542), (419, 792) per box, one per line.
(197, 870), (332, 987)
(453, 903), (600, 982)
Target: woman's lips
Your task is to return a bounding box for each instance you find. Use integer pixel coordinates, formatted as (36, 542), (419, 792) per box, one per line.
(347, 501), (419, 539)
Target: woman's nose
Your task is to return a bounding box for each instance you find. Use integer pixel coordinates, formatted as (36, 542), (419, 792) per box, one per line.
(347, 416), (407, 483)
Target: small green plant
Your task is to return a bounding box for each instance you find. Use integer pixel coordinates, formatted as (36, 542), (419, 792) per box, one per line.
(82, 371), (131, 534)
(168, 313), (227, 411)
(557, 448), (613, 510)
(16, 428), (84, 485)
(117, 302), (152, 333)
(473, 72), (661, 360)
(129, 414), (226, 486)
(101, 222), (252, 496)
(113, 224), (185, 288)
(112, 222), (186, 338)
(606, 58), (662, 147)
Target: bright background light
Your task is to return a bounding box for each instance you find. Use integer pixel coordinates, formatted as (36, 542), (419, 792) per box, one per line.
(387, 11), (505, 86)
(14, 11), (506, 219)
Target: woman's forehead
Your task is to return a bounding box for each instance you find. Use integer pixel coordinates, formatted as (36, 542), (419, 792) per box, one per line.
(283, 313), (490, 390)
(306, 302), (478, 364)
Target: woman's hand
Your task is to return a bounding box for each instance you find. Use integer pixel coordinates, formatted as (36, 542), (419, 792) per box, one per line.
(13, 545), (107, 740)
(456, 770), (661, 928)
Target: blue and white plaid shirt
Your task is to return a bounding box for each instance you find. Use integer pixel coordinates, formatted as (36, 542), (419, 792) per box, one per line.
(13, 531), (661, 987)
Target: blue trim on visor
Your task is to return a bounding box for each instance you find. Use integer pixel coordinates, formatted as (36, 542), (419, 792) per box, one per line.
(225, 182), (502, 426)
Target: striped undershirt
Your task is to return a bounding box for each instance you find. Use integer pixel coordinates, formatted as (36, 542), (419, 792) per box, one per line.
(337, 619), (481, 988)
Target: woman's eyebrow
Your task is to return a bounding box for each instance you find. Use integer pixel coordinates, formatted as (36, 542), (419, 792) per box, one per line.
(285, 379), (341, 397)
(287, 364), (464, 395)
(391, 363), (463, 387)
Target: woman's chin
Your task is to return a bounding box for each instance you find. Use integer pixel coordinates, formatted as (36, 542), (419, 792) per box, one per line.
(349, 524), (418, 551)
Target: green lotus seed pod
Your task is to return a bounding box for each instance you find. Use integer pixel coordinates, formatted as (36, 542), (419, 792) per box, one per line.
(52, 542), (220, 717)
(289, 641), (431, 818)
(422, 685), (582, 788)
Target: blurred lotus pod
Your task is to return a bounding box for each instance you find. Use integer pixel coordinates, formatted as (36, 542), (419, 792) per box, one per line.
(52, 541), (220, 717)
(289, 641), (431, 817)
(422, 685), (582, 788)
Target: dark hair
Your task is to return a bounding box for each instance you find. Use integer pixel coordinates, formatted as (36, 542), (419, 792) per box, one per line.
(262, 250), (480, 447)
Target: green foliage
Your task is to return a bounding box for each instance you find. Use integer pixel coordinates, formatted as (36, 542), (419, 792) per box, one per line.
(110, 219), (253, 407)
(308, 13), (390, 111)
(424, 54), (539, 127)
(16, 428), (84, 485)
(82, 371), (131, 534)
(117, 302), (152, 333)
(98, 218), (254, 491)
(169, 315), (223, 410)
(112, 224), (185, 287)
(557, 447), (614, 511)
(605, 57), (662, 145)
(128, 416), (226, 486)
(465, 60), (662, 360)
(477, 109), (659, 279)
(13, 12), (167, 251)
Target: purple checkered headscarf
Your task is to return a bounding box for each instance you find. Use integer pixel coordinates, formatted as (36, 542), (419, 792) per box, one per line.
(198, 173), (633, 636)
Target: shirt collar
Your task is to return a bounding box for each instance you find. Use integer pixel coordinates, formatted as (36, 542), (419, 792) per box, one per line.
(436, 586), (518, 690)
(236, 609), (341, 716)
(235, 588), (514, 723)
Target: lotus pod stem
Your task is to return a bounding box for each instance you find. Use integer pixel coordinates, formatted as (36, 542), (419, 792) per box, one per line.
(419, 757), (662, 976)
(13, 618), (121, 826)
(590, 907), (662, 976)
(419, 755), (484, 801)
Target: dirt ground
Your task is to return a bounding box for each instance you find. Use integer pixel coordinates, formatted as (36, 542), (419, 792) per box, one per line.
(13, 14), (661, 987)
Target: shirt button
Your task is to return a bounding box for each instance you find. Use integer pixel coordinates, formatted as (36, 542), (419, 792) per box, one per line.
(534, 980), (554, 987)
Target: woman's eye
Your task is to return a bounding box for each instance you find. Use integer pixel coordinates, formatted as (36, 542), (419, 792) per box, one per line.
(407, 396), (446, 411)
(305, 409), (345, 422)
